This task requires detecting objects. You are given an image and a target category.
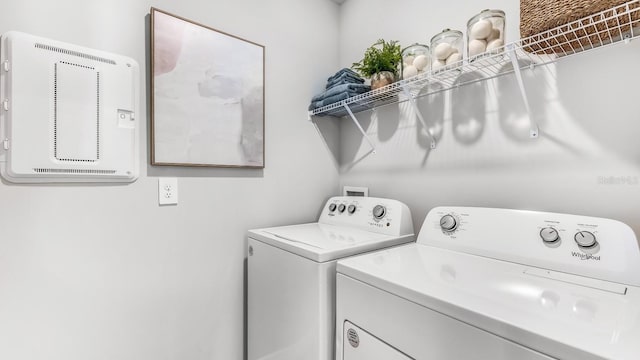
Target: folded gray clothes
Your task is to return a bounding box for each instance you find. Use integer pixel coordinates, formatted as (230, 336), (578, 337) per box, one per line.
(309, 90), (370, 111)
(327, 68), (360, 82)
(311, 83), (371, 102)
(316, 102), (371, 117)
(326, 73), (365, 89)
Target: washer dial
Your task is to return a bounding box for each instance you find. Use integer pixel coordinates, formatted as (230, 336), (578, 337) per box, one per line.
(338, 204), (346, 213)
(328, 203), (337, 212)
(347, 204), (356, 214)
(372, 205), (386, 220)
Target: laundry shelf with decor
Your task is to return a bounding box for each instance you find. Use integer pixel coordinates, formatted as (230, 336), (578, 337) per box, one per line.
(308, 0), (640, 152)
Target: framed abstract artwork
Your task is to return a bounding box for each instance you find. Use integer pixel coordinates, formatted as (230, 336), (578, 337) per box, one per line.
(150, 8), (265, 167)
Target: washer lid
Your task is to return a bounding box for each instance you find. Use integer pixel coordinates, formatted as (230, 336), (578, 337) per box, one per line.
(248, 223), (414, 262)
(337, 244), (640, 360)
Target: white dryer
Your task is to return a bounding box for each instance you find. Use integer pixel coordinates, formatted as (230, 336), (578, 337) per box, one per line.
(335, 207), (640, 360)
(248, 196), (414, 360)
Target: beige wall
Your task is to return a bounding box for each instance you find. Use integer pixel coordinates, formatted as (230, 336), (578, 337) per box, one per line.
(337, 0), (640, 238)
(0, 1), (340, 359)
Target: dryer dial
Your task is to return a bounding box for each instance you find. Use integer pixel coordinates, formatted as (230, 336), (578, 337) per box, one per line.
(575, 231), (597, 248)
(440, 215), (458, 232)
(540, 227), (560, 243)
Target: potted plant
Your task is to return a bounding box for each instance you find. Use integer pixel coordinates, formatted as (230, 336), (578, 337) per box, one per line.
(352, 39), (402, 90)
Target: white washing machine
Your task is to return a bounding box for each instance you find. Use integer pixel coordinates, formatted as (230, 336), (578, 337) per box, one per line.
(335, 207), (640, 360)
(248, 196), (414, 360)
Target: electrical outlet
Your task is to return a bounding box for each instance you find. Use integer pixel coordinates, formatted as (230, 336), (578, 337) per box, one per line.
(158, 178), (178, 205)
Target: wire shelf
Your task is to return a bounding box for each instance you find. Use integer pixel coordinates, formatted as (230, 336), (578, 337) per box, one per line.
(309, 0), (640, 118)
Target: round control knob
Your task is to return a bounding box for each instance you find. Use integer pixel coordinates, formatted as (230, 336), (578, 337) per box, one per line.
(328, 203), (337, 212)
(372, 205), (386, 219)
(338, 204), (346, 213)
(574, 231), (597, 248)
(347, 204), (356, 214)
(440, 215), (458, 232)
(540, 227), (560, 243)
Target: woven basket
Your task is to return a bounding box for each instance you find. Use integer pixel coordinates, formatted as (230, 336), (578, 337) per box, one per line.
(520, 0), (640, 53)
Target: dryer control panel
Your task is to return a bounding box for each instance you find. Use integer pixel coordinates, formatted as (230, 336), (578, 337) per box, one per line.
(420, 207), (640, 287)
(320, 196), (414, 237)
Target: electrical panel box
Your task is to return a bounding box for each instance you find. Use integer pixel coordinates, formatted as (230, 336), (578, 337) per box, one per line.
(0, 31), (139, 183)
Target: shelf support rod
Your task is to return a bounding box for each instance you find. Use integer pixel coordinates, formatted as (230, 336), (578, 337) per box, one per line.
(402, 88), (436, 149)
(343, 102), (376, 154)
(507, 44), (539, 138)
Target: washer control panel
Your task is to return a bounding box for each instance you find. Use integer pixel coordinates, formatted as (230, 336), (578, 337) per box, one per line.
(321, 196), (414, 236)
(420, 207), (640, 287)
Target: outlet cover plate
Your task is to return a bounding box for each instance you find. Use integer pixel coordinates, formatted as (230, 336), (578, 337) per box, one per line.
(158, 177), (178, 205)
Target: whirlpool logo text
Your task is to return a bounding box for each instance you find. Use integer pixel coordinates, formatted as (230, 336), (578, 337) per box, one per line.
(571, 252), (601, 261)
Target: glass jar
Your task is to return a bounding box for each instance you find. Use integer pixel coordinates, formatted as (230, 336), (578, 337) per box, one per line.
(430, 29), (463, 72)
(467, 9), (506, 60)
(401, 43), (430, 80)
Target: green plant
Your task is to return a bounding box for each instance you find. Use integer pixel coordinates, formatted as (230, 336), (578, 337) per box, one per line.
(352, 39), (402, 78)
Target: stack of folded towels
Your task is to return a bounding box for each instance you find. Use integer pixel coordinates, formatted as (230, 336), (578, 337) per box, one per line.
(308, 68), (371, 116)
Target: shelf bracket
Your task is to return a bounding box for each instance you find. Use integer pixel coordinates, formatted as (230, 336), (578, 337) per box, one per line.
(402, 88), (436, 149)
(343, 102), (376, 154)
(506, 44), (539, 138)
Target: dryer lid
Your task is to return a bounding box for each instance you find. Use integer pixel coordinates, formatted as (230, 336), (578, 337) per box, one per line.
(248, 223), (414, 262)
(337, 244), (640, 360)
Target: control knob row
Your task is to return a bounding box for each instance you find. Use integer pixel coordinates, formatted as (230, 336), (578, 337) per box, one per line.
(328, 203), (358, 214)
(437, 217), (600, 250)
(539, 227), (598, 249)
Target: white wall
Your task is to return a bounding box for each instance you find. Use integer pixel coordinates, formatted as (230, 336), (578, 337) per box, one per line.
(0, 1), (340, 359)
(337, 0), (640, 238)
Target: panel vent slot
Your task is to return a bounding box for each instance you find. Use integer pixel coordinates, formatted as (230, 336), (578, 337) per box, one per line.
(35, 43), (116, 65)
(56, 159), (98, 163)
(33, 168), (116, 174)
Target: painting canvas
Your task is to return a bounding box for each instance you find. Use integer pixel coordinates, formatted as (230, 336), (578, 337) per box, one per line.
(151, 8), (264, 167)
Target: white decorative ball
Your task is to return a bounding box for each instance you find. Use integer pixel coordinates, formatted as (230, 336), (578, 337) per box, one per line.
(413, 55), (429, 70)
(487, 28), (501, 42)
(468, 39), (487, 57)
(403, 65), (418, 79)
(470, 19), (492, 39)
(434, 42), (453, 60)
(446, 52), (462, 65)
(486, 39), (504, 51)
(403, 55), (415, 67)
(432, 59), (446, 71)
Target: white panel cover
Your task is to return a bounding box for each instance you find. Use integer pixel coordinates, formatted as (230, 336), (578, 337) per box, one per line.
(0, 31), (139, 183)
